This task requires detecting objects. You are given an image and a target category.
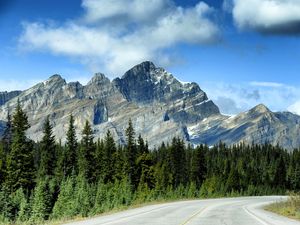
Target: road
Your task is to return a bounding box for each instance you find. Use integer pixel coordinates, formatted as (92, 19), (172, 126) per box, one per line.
(65, 196), (300, 225)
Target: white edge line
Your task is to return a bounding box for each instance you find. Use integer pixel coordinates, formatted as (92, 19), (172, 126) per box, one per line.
(243, 206), (270, 225)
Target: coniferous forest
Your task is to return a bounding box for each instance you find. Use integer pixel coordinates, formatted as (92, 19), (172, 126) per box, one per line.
(0, 102), (300, 224)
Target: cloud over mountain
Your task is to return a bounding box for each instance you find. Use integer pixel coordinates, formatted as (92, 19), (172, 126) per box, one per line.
(19, 0), (219, 76)
(232, 0), (300, 35)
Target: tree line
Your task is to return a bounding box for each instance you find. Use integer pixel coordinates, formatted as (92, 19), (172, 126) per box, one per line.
(0, 102), (299, 224)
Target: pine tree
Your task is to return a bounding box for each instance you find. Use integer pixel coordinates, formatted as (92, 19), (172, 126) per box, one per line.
(38, 116), (56, 178)
(14, 188), (30, 222)
(2, 112), (13, 154)
(30, 179), (51, 222)
(169, 138), (187, 187)
(102, 130), (116, 183)
(51, 177), (76, 219)
(190, 145), (206, 186)
(65, 115), (78, 177)
(78, 121), (95, 182)
(124, 119), (137, 188)
(73, 175), (92, 217)
(54, 141), (65, 182)
(94, 139), (104, 181)
(0, 185), (15, 221)
(0, 143), (5, 185)
(6, 101), (35, 191)
(137, 134), (148, 155)
(136, 152), (154, 190)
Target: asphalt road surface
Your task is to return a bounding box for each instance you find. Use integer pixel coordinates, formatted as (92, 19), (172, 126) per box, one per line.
(65, 196), (300, 225)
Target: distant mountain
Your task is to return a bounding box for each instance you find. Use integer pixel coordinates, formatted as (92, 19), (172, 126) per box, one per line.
(0, 61), (299, 150)
(188, 104), (300, 149)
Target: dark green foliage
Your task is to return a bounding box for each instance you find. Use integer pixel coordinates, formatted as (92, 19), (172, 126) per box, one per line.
(54, 141), (65, 183)
(64, 115), (78, 177)
(0, 143), (5, 185)
(78, 121), (95, 182)
(169, 137), (187, 187)
(101, 130), (117, 183)
(0, 186), (15, 222)
(1, 111), (300, 224)
(6, 101), (35, 192)
(38, 117), (56, 178)
(2, 112), (13, 154)
(190, 145), (206, 186)
(124, 119), (138, 188)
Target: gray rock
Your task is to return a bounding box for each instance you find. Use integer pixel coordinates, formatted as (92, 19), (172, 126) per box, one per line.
(0, 62), (299, 150)
(0, 91), (22, 106)
(188, 104), (300, 150)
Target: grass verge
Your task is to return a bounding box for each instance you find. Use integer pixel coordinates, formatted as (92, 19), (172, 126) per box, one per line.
(265, 193), (300, 221)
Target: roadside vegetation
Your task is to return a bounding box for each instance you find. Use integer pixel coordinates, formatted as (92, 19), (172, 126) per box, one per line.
(266, 193), (300, 221)
(0, 101), (300, 224)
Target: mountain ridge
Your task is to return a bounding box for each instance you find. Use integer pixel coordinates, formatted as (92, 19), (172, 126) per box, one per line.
(0, 61), (299, 150)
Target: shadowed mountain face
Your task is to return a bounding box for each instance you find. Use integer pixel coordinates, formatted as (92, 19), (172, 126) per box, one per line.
(0, 61), (299, 150)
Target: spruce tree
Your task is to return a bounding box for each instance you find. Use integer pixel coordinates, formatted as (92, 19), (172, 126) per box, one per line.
(54, 141), (65, 182)
(38, 116), (56, 178)
(65, 114), (78, 177)
(78, 121), (95, 182)
(190, 145), (206, 186)
(169, 138), (186, 187)
(137, 134), (148, 155)
(2, 112), (13, 154)
(124, 119), (137, 188)
(102, 130), (116, 183)
(30, 179), (51, 222)
(6, 101), (35, 191)
(0, 143), (5, 185)
(94, 139), (104, 181)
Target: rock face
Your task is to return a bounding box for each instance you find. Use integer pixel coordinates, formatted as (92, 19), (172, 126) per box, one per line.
(188, 104), (300, 150)
(0, 61), (299, 150)
(0, 91), (22, 106)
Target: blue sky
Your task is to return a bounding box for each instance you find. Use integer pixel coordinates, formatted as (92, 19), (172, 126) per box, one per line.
(1, 0), (300, 115)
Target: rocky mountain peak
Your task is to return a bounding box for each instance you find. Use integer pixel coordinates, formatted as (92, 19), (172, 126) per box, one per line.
(122, 61), (156, 79)
(250, 104), (271, 114)
(43, 74), (66, 88)
(48, 74), (64, 82)
(87, 73), (110, 86)
(114, 61), (209, 105)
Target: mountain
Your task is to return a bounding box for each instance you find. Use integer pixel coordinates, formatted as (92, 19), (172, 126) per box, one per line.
(188, 104), (300, 149)
(0, 61), (299, 150)
(0, 91), (22, 106)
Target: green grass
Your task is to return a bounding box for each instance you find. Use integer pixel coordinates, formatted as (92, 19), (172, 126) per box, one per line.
(266, 193), (300, 221)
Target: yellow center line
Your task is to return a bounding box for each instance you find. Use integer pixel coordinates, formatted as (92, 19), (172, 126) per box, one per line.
(180, 206), (207, 225)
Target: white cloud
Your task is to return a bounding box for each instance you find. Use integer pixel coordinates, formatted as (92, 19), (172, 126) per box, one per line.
(19, 0), (219, 76)
(81, 0), (172, 24)
(202, 81), (300, 115)
(232, 0), (300, 34)
(288, 101), (300, 115)
(250, 81), (284, 88)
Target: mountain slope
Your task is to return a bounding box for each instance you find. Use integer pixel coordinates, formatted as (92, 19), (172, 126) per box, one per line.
(188, 104), (300, 149)
(0, 61), (299, 150)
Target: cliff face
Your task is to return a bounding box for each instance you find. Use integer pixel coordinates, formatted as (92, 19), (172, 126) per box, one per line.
(0, 91), (22, 106)
(0, 61), (299, 150)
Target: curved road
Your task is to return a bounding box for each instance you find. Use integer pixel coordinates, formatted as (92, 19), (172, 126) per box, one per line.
(65, 196), (300, 225)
